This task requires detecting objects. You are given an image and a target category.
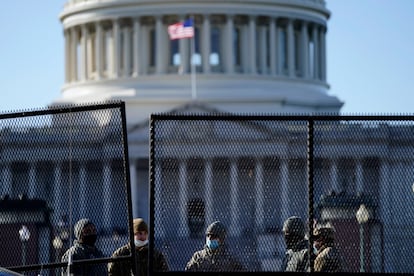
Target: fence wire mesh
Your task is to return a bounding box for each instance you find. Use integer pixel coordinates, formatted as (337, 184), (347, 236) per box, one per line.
(150, 114), (414, 274)
(0, 102), (133, 276)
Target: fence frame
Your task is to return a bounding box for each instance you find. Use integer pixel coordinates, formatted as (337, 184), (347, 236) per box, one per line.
(149, 113), (414, 274)
(1, 102), (136, 275)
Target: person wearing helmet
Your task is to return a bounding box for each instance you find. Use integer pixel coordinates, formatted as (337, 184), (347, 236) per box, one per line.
(185, 221), (246, 272)
(280, 216), (310, 272)
(312, 223), (344, 272)
(108, 218), (169, 276)
(61, 218), (106, 276)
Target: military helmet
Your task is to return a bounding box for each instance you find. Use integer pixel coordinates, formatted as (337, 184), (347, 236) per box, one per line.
(282, 216), (305, 237)
(206, 221), (226, 239)
(74, 218), (94, 240)
(313, 224), (335, 240)
(133, 218), (148, 234)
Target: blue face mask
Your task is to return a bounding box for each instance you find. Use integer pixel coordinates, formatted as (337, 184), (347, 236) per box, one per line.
(206, 238), (220, 250)
(313, 245), (318, 255)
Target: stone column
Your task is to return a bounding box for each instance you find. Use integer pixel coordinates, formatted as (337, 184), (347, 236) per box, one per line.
(269, 17), (277, 75)
(201, 14), (211, 74)
(178, 160), (189, 236)
(106, 29), (113, 77)
(112, 19), (121, 78)
(154, 161), (165, 237)
(355, 160), (364, 194)
(330, 160), (339, 192)
(248, 16), (257, 74)
(379, 161), (390, 221)
(28, 164), (36, 198)
(312, 24), (319, 80)
(123, 26), (132, 77)
(320, 26), (326, 81)
(80, 25), (88, 81)
(132, 17), (141, 76)
(2, 165), (12, 196)
(229, 159), (241, 236)
(79, 164), (87, 218)
(53, 163), (62, 223)
(204, 159), (213, 224)
(95, 22), (103, 80)
(255, 160), (264, 232)
(70, 28), (78, 82)
(64, 30), (71, 82)
(130, 160), (138, 217)
(103, 162), (112, 230)
(280, 159), (290, 219)
(378, 161), (390, 272)
(141, 25), (149, 74)
(287, 19), (295, 78)
(225, 15), (234, 74)
(155, 16), (165, 74)
(87, 27), (94, 79)
(301, 21), (309, 78)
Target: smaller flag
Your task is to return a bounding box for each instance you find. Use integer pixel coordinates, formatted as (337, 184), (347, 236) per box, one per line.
(168, 18), (194, 40)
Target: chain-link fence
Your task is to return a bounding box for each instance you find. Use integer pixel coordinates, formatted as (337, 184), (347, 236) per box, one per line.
(0, 102), (133, 275)
(150, 114), (414, 274)
(3, 110), (414, 275)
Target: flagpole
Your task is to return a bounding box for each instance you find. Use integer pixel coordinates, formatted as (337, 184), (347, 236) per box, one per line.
(190, 17), (197, 100)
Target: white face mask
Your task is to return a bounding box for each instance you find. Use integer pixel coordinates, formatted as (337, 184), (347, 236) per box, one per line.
(134, 239), (148, 247)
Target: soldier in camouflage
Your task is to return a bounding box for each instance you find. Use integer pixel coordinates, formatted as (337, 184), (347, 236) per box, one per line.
(185, 221), (247, 272)
(61, 218), (107, 276)
(280, 216), (310, 272)
(108, 218), (169, 276)
(312, 223), (344, 272)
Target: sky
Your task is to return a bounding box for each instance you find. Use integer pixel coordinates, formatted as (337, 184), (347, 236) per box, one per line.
(0, 0), (413, 115)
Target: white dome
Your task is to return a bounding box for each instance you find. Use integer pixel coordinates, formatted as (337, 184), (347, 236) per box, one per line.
(54, 0), (342, 125)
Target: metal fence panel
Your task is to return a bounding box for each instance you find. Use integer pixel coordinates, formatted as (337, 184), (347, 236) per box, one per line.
(0, 102), (133, 275)
(150, 114), (414, 274)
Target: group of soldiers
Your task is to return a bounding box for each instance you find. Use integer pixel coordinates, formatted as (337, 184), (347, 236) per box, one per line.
(58, 216), (343, 275)
(281, 216), (344, 273)
(60, 218), (169, 276)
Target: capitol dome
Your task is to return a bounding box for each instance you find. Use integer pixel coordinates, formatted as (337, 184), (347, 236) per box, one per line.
(55, 0), (343, 124)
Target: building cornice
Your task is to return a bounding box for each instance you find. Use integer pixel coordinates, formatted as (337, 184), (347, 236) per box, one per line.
(60, 0), (329, 27)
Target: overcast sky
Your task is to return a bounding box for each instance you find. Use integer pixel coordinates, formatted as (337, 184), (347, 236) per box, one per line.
(0, 0), (413, 115)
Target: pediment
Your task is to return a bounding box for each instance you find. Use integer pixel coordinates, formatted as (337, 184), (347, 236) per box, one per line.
(127, 102), (293, 143)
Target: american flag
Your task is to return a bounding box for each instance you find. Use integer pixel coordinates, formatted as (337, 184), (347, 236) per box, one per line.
(168, 18), (194, 40)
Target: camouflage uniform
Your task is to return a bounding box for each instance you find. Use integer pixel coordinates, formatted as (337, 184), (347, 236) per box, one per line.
(281, 216), (310, 272)
(185, 221), (246, 272)
(185, 244), (246, 272)
(61, 219), (107, 276)
(108, 243), (169, 276)
(281, 239), (310, 272)
(108, 218), (169, 276)
(314, 244), (343, 272)
(313, 225), (344, 273)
